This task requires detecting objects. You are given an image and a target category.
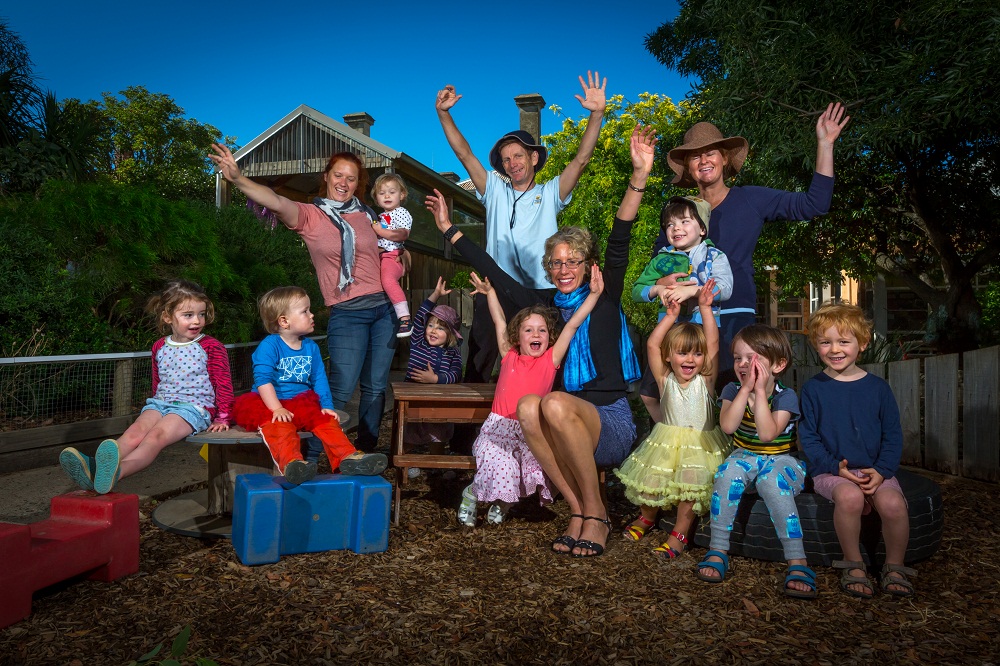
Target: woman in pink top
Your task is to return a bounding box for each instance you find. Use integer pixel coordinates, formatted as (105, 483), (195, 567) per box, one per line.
(211, 145), (397, 451)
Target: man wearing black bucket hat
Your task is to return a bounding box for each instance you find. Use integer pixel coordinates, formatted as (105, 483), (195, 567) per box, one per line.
(435, 71), (606, 382)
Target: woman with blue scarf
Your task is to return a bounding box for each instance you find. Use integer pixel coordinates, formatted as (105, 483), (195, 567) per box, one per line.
(425, 126), (656, 557)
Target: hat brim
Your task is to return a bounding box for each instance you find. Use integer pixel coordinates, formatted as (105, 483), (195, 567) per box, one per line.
(667, 136), (749, 189)
(489, 134), (548, 177)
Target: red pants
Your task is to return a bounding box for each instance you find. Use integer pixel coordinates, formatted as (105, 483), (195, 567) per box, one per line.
(232, 390), (356, 472)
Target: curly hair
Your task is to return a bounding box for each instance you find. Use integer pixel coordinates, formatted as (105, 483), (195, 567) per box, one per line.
(807, 302), (872, 349)
(505, 305), (562, 351)
(146, 280), (215, 335)
(258, 286), (309, 335)
(541, 226), (599, 285)
(732, 324), (793, 376)
(661, 322), (713, 377)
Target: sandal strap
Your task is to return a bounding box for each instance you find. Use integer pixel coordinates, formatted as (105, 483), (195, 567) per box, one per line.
(636, 514), (655, 527)
(670, 530), (688, 544)
(881, 563), (917, 577)
(583, 515), (612, 531)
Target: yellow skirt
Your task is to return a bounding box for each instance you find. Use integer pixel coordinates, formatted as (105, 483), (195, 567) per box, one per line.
(614, 423), (732, 514)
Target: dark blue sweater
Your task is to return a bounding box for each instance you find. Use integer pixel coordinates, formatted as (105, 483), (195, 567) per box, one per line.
(799, 372), (903, 479)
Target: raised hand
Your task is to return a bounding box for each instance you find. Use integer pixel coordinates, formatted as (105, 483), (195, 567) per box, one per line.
(574, 71), (607, 113)
(210, 143), (241, 182)
(468, 272), (492, 296)
(436, 85), (462, 112)
(816, 102), (850, 145)
(431, 275), (452, 300)
(424, 189), (451, 231)
(630, 125), (657, 174)
(588, 264), (605, 296)
(697, 278), (717, 307)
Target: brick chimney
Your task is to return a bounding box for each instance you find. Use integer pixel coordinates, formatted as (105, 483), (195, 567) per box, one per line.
(514, 93), (545, 142)
(343, 112), (375, 137)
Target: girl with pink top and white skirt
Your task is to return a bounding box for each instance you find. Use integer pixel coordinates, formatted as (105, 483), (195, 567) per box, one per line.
(456, 268), (603, 527)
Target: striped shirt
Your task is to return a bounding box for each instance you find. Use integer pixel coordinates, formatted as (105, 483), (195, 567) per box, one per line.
(720, 381), (799, 455)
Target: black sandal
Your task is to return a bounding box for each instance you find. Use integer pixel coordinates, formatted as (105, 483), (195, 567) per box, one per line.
(571, 516), (612, 558)
(551, 514), (584, 555)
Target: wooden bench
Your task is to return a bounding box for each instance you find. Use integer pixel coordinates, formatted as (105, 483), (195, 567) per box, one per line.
(390, 382), (494, 524)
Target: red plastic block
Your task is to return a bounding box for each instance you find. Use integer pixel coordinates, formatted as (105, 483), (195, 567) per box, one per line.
(0, 491), (140, 629)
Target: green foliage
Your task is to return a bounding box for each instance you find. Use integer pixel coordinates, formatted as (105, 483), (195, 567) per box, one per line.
(536, 93), (691, 333)
(88, 86), (228, 203)
(646, 0), (1000, 351)
(128, 625), (219, 666)
(449, 269), (472, 290)
(978, 280), (1000, 346)
(0, 181), (323, 355)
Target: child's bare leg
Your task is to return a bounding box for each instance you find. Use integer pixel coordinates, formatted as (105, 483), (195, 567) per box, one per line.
(115, 410), (165, 458)
(872, 487), (911, 593)
(656, 501), (694, 557)
(831, 483), (871, 595)
(118, 414), (194, 480)
(624, 505), (658, 540)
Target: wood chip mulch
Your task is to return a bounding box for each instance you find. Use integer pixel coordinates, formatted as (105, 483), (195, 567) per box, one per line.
(2, 441), (997, 665)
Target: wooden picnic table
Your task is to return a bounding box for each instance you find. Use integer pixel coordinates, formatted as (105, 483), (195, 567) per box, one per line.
(389, 382), (494, 524)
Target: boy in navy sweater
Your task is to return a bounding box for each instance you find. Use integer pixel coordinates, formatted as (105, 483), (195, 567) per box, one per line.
(799, 303), (914, 599)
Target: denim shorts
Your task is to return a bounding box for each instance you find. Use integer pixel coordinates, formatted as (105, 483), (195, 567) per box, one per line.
(593, 396), (637, 467)
(141, 398), (212, 433)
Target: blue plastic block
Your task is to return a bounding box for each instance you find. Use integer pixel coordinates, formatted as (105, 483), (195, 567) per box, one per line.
(232, 474), (283, 565)
(232, 473), (390, 565)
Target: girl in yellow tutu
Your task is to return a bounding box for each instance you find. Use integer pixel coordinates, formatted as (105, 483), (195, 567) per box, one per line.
(614, 278), (731, 558)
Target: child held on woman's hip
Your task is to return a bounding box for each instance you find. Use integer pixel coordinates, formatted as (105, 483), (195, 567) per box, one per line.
(697, 324), (816, 599)
(456, 266), (604, 527)
(615, 280), (731, 559)
(799, 303), (914, 599)
(370, 173), (414, 338)
(60, 280), (235, 494)
(231, 286), (387, 485)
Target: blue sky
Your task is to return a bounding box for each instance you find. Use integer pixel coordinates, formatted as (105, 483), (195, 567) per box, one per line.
(4, 2), (692, 179)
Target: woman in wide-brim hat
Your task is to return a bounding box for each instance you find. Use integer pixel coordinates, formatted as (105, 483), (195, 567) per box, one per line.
(643, 102), (849, 386)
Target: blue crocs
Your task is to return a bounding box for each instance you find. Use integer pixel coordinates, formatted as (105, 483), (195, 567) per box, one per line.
(93, 439), (121, 494)
(59, 447), (95, 491)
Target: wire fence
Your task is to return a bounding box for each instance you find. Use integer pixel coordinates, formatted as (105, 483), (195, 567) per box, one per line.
(0, 339), (326, 431)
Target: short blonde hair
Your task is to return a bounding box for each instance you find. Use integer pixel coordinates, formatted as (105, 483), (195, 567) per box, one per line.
(662, 322), (713, 377)
(258, 286), (308, 335)
(542, 226), (599, 285)
(371, 173), (408, 202)
(807, 302), (872, 349)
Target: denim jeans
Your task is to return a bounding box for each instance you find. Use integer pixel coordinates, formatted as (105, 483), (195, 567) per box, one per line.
(718, 311), (757, 375)
(324, 301), (397, 452)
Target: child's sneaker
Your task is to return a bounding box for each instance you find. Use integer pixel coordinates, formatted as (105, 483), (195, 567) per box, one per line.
(93, 439), (121, 494)
(339, 452), (388, 476)
(283, 459), (317, 486)
(396, 317), (413, 338)
(457, 484), (477, 527)
(487, 500), (512, 525)
(59, 447), (95, 491)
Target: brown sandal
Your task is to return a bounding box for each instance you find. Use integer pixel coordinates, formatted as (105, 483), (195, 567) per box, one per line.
(833, 560), (874, 599)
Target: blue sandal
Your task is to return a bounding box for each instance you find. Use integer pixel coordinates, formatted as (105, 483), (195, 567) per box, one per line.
(784, 564), (818, 599)
(696, 550), (730, 583)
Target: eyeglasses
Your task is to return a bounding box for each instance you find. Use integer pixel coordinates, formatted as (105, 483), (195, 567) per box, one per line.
(546, 259), (585, 270)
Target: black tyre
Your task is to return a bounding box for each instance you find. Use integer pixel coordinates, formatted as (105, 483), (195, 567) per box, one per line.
(681, 468), (943, 567)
